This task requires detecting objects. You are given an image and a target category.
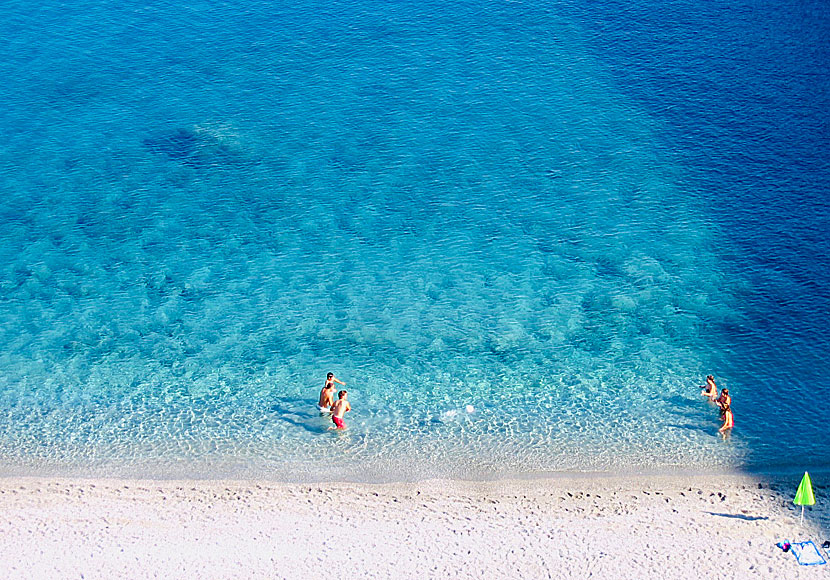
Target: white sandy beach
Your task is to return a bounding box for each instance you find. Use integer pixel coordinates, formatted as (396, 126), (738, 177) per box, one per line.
(0, 473), (826, 579)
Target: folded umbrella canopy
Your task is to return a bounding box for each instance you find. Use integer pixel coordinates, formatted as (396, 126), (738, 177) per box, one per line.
(793, 471), (816, 526)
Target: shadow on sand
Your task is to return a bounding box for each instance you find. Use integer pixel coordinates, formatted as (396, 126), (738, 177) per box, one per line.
(706, 512), (769, 522)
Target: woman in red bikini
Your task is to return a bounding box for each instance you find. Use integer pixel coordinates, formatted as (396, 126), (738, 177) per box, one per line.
(719, 403), (734, 435)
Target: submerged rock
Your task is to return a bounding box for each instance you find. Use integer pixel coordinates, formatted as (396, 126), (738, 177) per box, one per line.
(143, 124), (254, 169)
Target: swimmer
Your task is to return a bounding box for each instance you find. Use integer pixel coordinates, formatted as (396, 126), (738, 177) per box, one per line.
(329, 390), (351, 430)
(719, 403), (734, 434)
(700, 375), (717, 401)
(325, 372), (346, 390)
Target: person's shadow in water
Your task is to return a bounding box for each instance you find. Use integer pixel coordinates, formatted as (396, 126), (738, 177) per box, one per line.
(270, 398), (330, 434)
(663, 394), (720, 436)
(664, 394), (712, 416)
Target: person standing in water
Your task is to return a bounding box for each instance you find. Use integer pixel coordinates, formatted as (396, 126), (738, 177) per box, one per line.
(318, 372), (345, 413)
(325, 372), (346, 390)
(318, 382), (335, 413)
(719, 403), (734, 435)
(329, 390), (351, 430)
(715, 388), (731, 411)
(700, 375), (718, 401)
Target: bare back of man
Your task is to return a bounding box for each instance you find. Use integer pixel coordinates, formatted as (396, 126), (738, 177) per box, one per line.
(318, 385), (335, 411)
(329, 391), (351, 430)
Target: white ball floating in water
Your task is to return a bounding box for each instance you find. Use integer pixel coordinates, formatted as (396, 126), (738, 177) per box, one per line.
(465, 405), (475, 414)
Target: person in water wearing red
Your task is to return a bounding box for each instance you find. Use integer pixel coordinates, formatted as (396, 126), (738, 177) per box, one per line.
(329, 390), (351, 430)
(719, 403), (734, 435)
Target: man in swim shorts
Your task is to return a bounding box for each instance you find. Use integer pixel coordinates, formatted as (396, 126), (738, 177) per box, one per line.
(329, 390), (351, 430)
(318, 372), (345, 413)
(318, 381), (335, 413)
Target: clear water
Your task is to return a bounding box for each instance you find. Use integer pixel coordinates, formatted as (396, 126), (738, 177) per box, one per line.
(0, 0), (827, 481)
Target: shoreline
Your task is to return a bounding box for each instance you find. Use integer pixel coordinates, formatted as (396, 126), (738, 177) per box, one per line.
(1, 462), (827, 484)
(1, 472), (827, 579)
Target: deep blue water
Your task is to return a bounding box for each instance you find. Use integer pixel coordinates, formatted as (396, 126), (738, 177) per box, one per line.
(0, 0), (827, 481)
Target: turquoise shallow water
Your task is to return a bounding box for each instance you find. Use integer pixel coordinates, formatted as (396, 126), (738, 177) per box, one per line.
(0, 0), (828, 481)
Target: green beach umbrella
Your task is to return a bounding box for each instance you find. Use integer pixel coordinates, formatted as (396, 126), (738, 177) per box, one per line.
(793, 471), (816, 526)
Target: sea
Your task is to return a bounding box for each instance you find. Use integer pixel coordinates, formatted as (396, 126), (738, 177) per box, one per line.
(0, 0), (828, 482)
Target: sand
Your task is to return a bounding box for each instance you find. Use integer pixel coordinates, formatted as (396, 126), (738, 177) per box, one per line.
(0, 473), (826, 579)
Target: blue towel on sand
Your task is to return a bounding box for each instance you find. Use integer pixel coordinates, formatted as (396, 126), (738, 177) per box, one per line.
(790, 541), (826, 566)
